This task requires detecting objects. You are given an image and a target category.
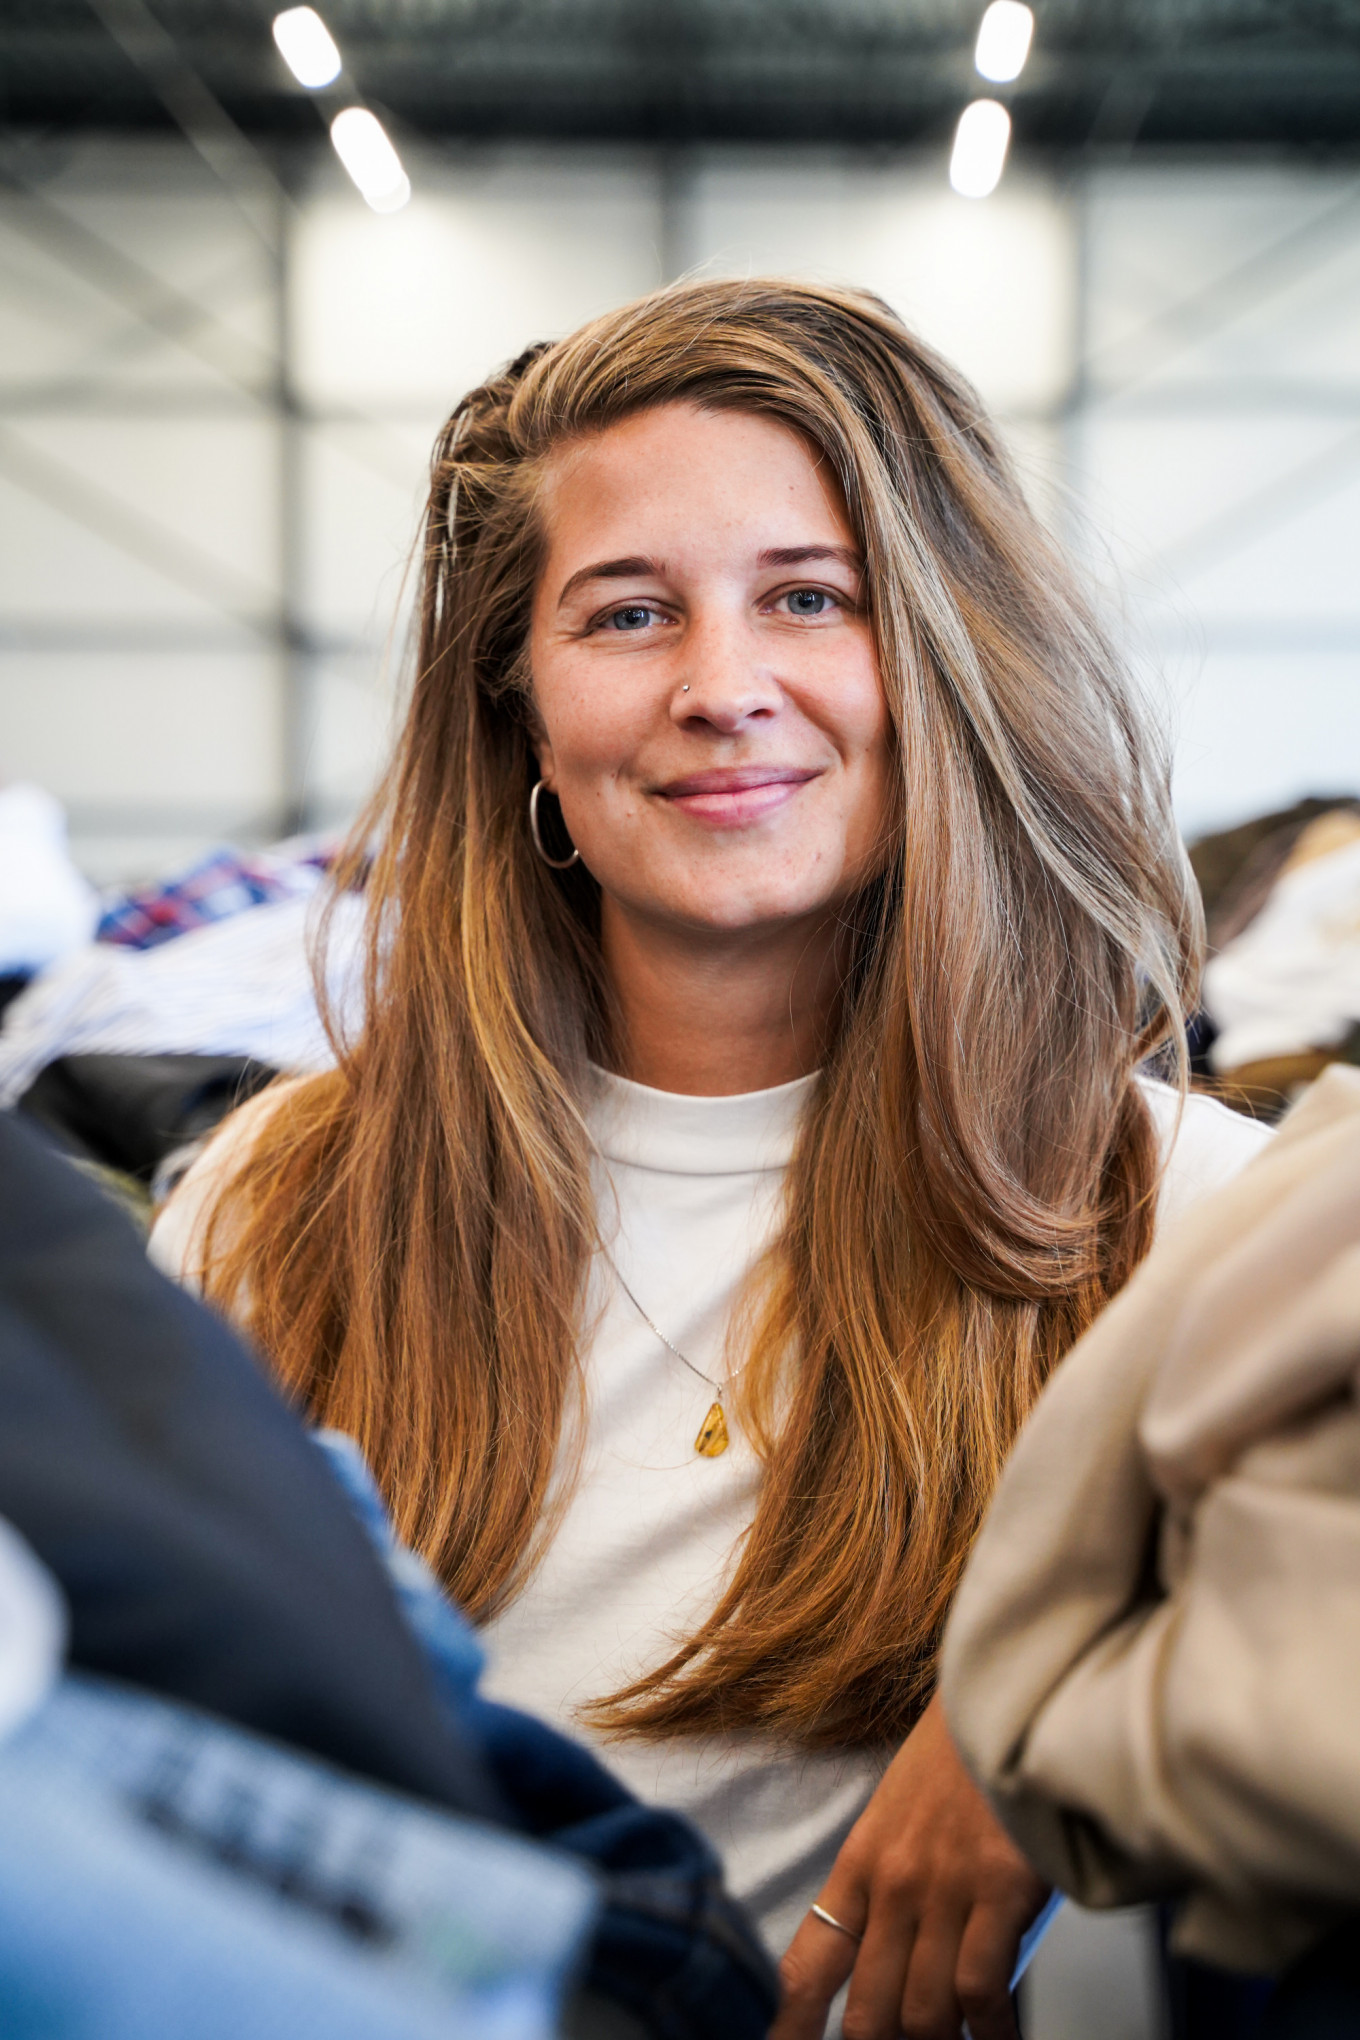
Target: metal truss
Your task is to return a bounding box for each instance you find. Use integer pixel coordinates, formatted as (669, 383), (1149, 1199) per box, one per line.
(2, 0), (1359, 149)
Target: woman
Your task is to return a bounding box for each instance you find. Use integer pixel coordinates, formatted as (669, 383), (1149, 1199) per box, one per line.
(153, 279), (1268, 2040)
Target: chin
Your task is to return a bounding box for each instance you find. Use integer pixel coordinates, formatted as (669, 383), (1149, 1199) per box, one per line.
(596, 848), (855, 937)
(671, 886), (842, 935)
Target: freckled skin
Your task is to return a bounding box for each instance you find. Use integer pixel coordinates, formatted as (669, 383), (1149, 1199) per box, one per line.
(528, 402), (893, 1094)
(530, 402), (890, 935)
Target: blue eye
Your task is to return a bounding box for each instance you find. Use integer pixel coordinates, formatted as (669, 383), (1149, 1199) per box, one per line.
(606, 605), (656, 631)
(786, 589), (831, 615)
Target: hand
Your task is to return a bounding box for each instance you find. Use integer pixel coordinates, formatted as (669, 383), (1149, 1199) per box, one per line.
(772, 1693), (1048, 2040)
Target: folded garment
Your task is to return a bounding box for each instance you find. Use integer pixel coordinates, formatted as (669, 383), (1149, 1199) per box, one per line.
(0, 894), (359, 1110)
(97, 840), (332, 951)
(17, 1053), (279, 1187)
(1189, 797), (1360, 953)
(0, 786), (97, 977)
(1206, 833), (1360, 1073)
(0, 1666), (596, 2040)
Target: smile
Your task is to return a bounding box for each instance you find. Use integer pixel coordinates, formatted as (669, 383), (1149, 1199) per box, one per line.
(653, 765), (822, 826)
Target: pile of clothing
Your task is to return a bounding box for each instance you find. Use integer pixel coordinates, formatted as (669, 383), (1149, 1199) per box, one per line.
(1190, 796), (1360, 1120)
(0, 1107), (778, 2039)
(0, 790), (358, 1221)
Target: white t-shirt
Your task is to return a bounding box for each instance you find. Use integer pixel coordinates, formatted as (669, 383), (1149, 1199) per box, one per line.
(150, 1069), (1270, 1963)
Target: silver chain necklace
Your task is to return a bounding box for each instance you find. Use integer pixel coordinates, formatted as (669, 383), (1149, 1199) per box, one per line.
(604, 1247), (736, 1458)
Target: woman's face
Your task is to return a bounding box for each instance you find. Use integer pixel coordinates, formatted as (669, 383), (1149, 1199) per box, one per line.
(529, 401), (893, 944)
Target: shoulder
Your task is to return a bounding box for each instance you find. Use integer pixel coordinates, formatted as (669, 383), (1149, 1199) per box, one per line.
(148, 1079), (301, 1291)
(1136, 1076), (1274, 1234)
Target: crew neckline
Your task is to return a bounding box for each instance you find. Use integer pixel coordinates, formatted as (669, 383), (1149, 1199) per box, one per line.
(585, 1063), (819, 1177)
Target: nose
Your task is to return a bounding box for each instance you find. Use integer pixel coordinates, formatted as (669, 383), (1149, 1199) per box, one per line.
(670, 610), (782, 733)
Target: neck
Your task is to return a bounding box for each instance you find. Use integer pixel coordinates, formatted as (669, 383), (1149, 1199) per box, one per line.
(600, 902), (843, 1096)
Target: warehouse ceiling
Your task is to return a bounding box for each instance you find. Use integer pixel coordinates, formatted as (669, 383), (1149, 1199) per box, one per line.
(2, 0), (1359, 152)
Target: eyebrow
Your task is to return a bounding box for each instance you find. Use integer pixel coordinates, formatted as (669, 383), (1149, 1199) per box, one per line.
(756, 545), (863, 574)
(555, 543), (863, 609)
(556, 556), (661, 608)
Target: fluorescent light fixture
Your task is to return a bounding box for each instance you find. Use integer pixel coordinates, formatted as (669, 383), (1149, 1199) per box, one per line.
(272, 7), (342, 89)
(974, 1), (1034, 83)
(949, 98), (1011, 198)
(330, 107), (411, 212)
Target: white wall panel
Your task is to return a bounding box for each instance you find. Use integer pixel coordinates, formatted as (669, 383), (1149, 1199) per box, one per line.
(685, 151), (1074, 416)
(293, 149), (664, 413)
(1083, 165), (1360, 392)
(1077, 412), (1360, 611)
(301, 423), (425, 640)
(1164, 645), (1360, 836)
(986, 416), (1068, 530)
(0, 650), (282, 819)
(16, 415), (279, 601)
(2, 146), (275, 401)
(306, 653), (402, 824)
(0, 462), (221, 625)
(0, 222), (132, 384)
(1074, 163), (1360, 837)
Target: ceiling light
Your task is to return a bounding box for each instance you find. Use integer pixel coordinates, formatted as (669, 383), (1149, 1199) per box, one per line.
(329, 106), (411, 212)
(272, 7), (343, 89)
(949, 99), (1011, 198)
(974, 2), (1034, 83)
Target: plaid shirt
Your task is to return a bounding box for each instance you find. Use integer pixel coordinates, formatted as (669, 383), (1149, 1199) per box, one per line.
(98, 846), (333, 950)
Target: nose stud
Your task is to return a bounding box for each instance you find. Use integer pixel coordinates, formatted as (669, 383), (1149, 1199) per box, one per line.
(681, 684), (690, 693)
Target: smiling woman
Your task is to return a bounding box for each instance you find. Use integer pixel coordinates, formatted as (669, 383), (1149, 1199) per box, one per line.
(151, 279), (1268, 2040)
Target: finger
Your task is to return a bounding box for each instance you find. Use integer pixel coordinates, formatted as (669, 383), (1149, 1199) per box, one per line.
(897, 1899), (968, 2040)
(770, 1904), (862, 2040)
(953, 1903), (1025, 2040)
(838, 1895), (921, 2040)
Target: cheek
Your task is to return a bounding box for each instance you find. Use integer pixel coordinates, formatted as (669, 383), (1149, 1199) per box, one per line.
(852, 688), (892, 766)
(829, 658), (895, 849)
(823, 644), (892, 774)
(530, 645), (633, 785)
(532, 687), (658, 837)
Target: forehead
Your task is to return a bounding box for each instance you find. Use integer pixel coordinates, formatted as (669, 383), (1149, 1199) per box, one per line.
(534, 402), (853, 563)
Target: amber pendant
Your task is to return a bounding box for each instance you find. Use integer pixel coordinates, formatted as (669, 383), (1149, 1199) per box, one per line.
(694, 1401), (729, 1457)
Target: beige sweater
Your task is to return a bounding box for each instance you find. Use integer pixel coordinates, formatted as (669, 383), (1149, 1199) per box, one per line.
(941, 1066), (1360, 1975)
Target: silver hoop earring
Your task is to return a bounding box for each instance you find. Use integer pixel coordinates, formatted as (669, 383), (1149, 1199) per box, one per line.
(529, 779), (581, 870)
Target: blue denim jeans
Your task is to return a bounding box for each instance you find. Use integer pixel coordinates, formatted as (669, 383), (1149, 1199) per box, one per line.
(0, 1672), (598, 2040)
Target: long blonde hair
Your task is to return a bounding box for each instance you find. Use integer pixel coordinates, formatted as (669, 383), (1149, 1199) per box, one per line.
(204, 279), (1201, 1749)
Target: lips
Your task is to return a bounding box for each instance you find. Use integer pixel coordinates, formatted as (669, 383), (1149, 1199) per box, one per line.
(656, 765), (820, 798)
(653, 763), (822, 825)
